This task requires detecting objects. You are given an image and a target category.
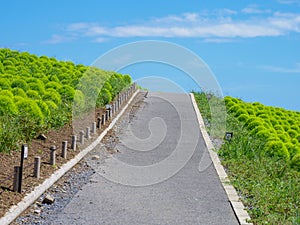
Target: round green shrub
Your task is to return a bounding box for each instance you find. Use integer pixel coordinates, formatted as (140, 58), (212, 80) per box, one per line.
(247, 119), (264, 131)
(255, 128), (273, 140)
(11, 78), (28, 90)
(230, 97), (240, 104)
(224, 96), (233, 105)
(73, 90), (85, 110)
(0, 95), (18, 116)
(58, 85), (75, 101)
(26, 90), (41, 100)
(282, 124), (290, 132)
(290, 125), (299, 133)
(287, 129), (298, 139)
(28, 82), (45, 95)
(97, 88), (112, 107)
(285, 143), (300, 158)
(225, 101), (235, 109)
(246, 107), (255, 115)
(123, 74), (132, 86)
(274, 125), (284, 132)
(0, 90), (14, 98)
(13, 96), (24, 103)
(45, 100), (58, 111)
(0, 78), (11, 90)
(35, 100), (50, 117)
(228, 105), (240, 114)
(276, 131), (290, 143)
(290, 153), (300, 171)
(45, 81), (61, 90)
(12, 88), (27, 98)
(291, 138), (298, 145)
(235, 109), (248, 117)
(43, 90), (62, 105)
(252, 102), (264, 110)
(267, 134), (281, 142)
(248, 125), (264, 136)
(270, 117), (279, 126)
(16, 99), (44, 125)
(263, 140), (290, 161)
(237, 114), (249, 123)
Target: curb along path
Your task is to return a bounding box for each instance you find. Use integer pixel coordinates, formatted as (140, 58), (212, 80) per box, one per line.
(49, 92), (242, 225)
(0, 87), (139, 225)
(190, 93), (252, 225)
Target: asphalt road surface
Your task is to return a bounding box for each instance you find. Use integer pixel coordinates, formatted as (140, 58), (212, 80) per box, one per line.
(52, 92), (239, 225)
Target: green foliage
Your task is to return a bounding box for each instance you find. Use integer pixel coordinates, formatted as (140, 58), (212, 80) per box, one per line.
(26, 90), (41, 100)
(0, 95), (17, 116)
(58, 85), (75, 102)
(291, 153), (300, 171)
(263, 140), (290, 161)
(0, 89), (14, 98)
(195, 93), (300, 224)
(28, 82), (45, 95)
(43, 90), (62, 105)
(0, 78), (11, 90)
(16, 99), (44, 125)
(11, 78), (28, 90)
(0, 115), (21, 153)
(97, 88), (112, 107)
(45, 81), (61, 90)
(0, 47), (132, 153)
(12, 88), (27, 97)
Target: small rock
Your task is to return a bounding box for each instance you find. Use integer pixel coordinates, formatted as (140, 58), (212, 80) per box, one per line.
(42, 195), (55, 204)
(36, 201), (43, 207)
(34, 209), (41, 214)
(91, 155), (100, 160)
(90, 179), (98, 184)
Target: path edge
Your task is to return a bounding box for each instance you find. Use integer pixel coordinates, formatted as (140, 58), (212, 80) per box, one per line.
(190, 93), (253, 225)
(0, 90), (140, 225)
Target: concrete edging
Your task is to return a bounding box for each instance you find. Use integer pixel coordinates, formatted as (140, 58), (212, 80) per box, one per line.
(190, 93), (253, 225)
(0, 90), (140, 225)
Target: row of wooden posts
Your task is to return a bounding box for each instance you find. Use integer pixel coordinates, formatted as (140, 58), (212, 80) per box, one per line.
(13, 84), (137, 193)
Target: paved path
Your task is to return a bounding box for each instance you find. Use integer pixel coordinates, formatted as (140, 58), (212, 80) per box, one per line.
(52, 92), (239, 225)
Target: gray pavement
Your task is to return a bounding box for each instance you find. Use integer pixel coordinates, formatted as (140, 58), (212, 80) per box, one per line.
(52, 92), (238, 225)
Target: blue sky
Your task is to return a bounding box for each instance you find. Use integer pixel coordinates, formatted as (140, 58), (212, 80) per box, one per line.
(1, 0), (300, 111)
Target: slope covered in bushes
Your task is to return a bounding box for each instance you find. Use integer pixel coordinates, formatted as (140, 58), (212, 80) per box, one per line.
(225, 96), (300, 169)
(0, 48), (132, 153)
(194, 93), (300, 224)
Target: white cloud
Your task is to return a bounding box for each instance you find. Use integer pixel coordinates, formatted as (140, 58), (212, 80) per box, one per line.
(203, 38), (235, 43)
(43, 34), (76, 44)
(93, 37), (109, 43)
(261, 63), (300, 73)
(242, 5), (272, 14)
(278, 0), (300, 5)
(45, 10), (300, 43)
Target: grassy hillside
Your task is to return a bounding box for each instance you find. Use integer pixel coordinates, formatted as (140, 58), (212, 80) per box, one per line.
(194, 92), (300, 224)
(0, 48), (132, 153)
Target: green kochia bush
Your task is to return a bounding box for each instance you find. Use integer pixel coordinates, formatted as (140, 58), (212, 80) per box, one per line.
(16, 99), (44, 125)
(97, 88), (112, 107)
(291, 153), (300, 171)
(0, 78), (11, 90)
(26, 90), (41, 100)
(0, 90), (14, 98)
(15, 99), (44, 141)
(0, 48), (133, 152)
(12, 88), (27, 97)
(11, 78), (28, 90)
(210, 95), (300, 223)
(0, 95), (18, 116)
(43, 90), (62, 105)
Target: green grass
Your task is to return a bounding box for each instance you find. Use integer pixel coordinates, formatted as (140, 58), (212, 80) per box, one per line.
(193, 92), (300, 225)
